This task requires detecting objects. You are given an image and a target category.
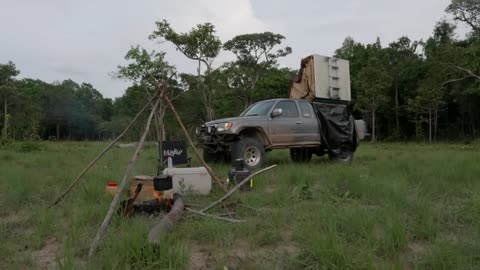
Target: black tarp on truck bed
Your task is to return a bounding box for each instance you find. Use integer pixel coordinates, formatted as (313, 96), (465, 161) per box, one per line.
(312, 101), (358, 155)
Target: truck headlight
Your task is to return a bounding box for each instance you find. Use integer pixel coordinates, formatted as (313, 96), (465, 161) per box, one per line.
(216, 122), (233, 132)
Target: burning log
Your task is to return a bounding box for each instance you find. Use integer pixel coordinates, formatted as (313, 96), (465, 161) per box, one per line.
(122, 184), (143, 217)
(148, 193), (185, 245)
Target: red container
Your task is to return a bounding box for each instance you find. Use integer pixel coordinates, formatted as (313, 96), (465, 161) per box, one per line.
(106, 182), (118, 195)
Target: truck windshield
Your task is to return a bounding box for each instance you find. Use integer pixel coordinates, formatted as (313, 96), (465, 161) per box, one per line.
(240, 100), (275, 116)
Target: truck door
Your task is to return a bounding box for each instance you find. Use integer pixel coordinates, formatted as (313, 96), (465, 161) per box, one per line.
(269, 100), (301, 145)
(297, 100), (321, 144)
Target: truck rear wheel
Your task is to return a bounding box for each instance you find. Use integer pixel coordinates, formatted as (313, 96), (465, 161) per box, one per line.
(232, 137), (265, 170)
(329, 150), (354, 164)
(290, 148), (313, 162)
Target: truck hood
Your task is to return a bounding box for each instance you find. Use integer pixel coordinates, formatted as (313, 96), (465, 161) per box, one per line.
(205, 116), (263, 125)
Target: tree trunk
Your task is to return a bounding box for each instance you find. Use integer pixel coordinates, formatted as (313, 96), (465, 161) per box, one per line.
(3, 95), (7, 139)
(428, 107), (432, 143)
(395, 82), (399, 135)
(434, 109), (438, 142)
(148, 194), (185, 244)
(371, 109), (376, 142)
(56, 123), (60, 141)
(473, 119), (476, 138)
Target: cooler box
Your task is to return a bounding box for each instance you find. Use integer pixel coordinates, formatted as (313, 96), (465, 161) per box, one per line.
(162, 167), (212, 195)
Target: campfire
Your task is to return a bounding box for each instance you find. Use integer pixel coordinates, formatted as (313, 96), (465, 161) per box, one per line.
(120, 175), (175, 217)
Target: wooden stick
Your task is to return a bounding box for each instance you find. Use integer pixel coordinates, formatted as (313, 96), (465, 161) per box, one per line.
(153, 110), (164, 175)
(50, 91), (161, 207)
(185, 207), (245, 223)
(88, 96), (160, 258)
(200, 165), (277, 213)
(162, 93), (228, 193)
(143, 83), (165, 175)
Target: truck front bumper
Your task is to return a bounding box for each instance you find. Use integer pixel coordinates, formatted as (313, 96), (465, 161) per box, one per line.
(196, 125), (236, 149)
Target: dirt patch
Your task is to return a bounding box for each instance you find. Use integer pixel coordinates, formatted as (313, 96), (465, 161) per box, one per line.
(231, 239), (249, 259)
(189, 243), (215, 270)
(277, 242), (301, 255)
(265, 186), (276, 194)
(401, 241), (426, 270)
(0, 211), (29, 227)
(221, 239), (249, 269)
(31, 237), (60, 270)
(277, 230), (301, 255)
(408, 241), (425, 256)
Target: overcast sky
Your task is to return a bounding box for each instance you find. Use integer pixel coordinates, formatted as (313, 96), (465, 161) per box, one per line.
(0, 0), (454, 98)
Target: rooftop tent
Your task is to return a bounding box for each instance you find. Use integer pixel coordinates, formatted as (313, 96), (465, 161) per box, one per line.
(289, 55), (351, 103)
(290, 55), (358, 156)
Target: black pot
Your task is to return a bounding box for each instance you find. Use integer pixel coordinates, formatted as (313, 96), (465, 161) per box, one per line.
(153, 175), (173, 191)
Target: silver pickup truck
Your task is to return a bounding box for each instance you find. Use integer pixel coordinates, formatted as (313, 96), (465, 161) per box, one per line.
(197, 98), (363, 170)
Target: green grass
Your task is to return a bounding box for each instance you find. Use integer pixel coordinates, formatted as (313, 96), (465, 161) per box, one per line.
(1, 141), (480, 269)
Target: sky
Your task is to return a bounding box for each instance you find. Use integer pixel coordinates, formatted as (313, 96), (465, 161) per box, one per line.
(0, 0), (456, 98)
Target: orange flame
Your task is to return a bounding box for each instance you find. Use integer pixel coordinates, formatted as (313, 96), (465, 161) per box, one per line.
(153, 190), (164, 201)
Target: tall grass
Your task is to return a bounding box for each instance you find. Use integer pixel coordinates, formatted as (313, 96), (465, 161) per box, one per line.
(1, 142), (479, 269)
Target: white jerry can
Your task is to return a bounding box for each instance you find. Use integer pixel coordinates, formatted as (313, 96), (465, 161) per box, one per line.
(162, 167), (212, 195)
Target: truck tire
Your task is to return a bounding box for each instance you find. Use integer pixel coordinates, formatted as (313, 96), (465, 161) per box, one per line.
(232, 137), (265, 170)
(329, 150), (354, 164)
(290, 148), (313, 162)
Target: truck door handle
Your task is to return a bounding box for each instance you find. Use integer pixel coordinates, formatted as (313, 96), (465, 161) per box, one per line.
(296, 121), (302, 124)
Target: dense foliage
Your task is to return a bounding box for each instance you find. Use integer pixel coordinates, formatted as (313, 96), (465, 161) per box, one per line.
(0, 0), (479, 142)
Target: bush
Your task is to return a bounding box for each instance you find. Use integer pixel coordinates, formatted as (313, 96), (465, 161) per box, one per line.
(17, 141), (44, 152)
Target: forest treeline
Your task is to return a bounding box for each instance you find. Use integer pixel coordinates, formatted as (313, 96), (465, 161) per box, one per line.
(0, 0), (479, 143)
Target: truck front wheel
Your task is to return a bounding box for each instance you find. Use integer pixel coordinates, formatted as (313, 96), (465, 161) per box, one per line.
(290, 148), (313, 162)
(232, 137), (265, 170)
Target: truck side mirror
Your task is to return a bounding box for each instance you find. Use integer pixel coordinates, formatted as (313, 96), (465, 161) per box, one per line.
(271, 108), (283, 118)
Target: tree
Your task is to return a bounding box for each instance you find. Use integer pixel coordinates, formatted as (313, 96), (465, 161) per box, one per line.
(116, 46), (178, 120)
(11, 79), (49, 140)
(424, 20), (480, 138)
(385, 37), (423, 136)
(355, 57), (392, 142)
(116, 46), (179, 167)
(335, 37), (370, 108)
(408, 79), (445, 142)
(0, 61), (20, 140)
(150, 20), (221, 120)
(446, 0), (480, 32)
(223, 32), (292, 107)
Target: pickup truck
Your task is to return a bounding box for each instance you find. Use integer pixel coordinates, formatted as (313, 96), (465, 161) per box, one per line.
(196, 98), (362, 170)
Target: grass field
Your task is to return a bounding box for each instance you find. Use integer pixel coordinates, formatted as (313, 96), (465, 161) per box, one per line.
(1, 141), (480, 269)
